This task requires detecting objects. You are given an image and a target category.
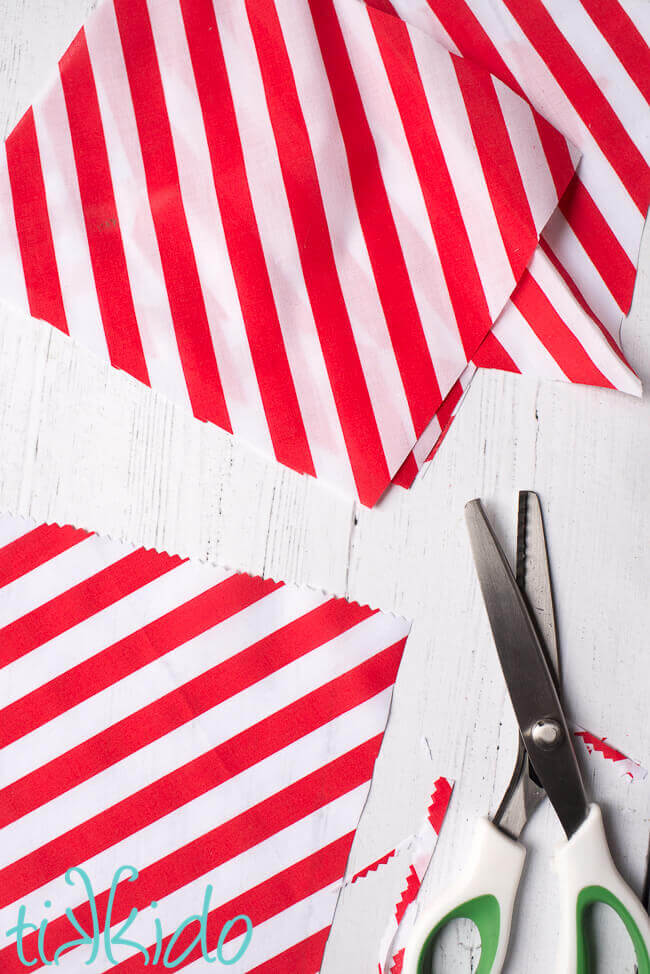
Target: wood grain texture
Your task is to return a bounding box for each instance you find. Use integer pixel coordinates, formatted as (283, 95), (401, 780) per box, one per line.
(0, 2), (649, 970)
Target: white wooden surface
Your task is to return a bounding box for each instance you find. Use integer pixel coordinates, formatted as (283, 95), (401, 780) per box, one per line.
(1, 3), (649, 971)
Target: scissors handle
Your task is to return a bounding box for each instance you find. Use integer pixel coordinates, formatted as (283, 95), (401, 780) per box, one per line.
(556, 803), (650, 974)
(402, 818), (526, 974)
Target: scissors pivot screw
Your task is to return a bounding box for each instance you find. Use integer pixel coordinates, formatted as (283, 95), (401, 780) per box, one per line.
(530, 718), (563, 750)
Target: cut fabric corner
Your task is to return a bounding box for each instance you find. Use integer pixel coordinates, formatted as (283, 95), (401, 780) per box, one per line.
(391, 236), (646, 491)
(0, 509), (412, 971)
(3, 0), (630, 508)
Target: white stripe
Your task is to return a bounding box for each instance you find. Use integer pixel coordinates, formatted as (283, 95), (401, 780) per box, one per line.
(32, 79), (109, 359)
(409, 30), (516, 320)
(84, 2), (191, 408)
(492, 302), (568, 380)
(494, 81), (566, 233)
(0, 153), (29, 315)
(1, 582), (324, 783)
(412, 414), (443, 468)
(390, 0), (460, 53)
(2, 556), (226, 706)
(542, 209), (625, 335)
(276, 0), (416, 476)
(1, 697), (387, 932)
(338, 2), (468, 403)
(212, 0), (357, 492)
(0, 532), (131, 630)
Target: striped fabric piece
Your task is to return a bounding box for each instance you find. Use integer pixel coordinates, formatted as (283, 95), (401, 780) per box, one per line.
(0, 512), (411, 972)
(0, 0), (581, 506)
(387, 0), (649, 487)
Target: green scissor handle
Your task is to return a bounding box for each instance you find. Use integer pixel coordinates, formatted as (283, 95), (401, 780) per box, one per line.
(402, 806), (650, 973)
(402, 818), (526, 974)
(556, 804), (650, 974)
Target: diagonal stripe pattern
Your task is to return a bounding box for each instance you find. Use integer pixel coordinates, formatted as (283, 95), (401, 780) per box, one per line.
(0, 512), (411, 972)
(0, 0), (587, 506)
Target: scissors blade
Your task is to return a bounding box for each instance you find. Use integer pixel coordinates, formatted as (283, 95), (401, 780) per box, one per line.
(465, 499), (589, 839)
(516, 491), (560, 686)
(492, 493), (552, 839)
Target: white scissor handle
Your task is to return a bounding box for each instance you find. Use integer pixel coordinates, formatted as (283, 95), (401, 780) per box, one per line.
(402, 818), (526, 974)
(555, 803), (650, 974)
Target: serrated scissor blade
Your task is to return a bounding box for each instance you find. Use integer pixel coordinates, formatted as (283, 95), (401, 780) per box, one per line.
(466, 499), (589, 839)
(516, 491), (560, 686)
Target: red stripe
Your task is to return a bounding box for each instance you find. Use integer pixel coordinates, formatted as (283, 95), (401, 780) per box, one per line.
(427, 776), (453, 834)
(427, 0), (576, 197)
(391, 449), (420, 489)
(580, 0), (650, 103)
(351, 849), (396, 883)
(369, 11), (492, 357)
(511, 270), (614, 388)
(423, 379), (465, 462)
(5, 109), (67, 333)
(0, 547), (184, 669)
(531, 119), (577, 201)
(112, 0), (231, 430)
(453, 55), (537, 279)
(309, 0), (440, 436)
(424, 423), (451, 464)
(472, 329), (519, 373)
(1, 731), (382, 930)
(366, 0), (399, 15)
(433, 378), (463, 430)
(244, 0), (392, 504)
(0, 641), (401, 887)
(0, 572), (281, 748)
(246, 928), (331, 973)
(59, 30), (149, 384)
(558, 178), (636, 312)
(539, 238), (634, 368)
(503, 0), (650, 214)
(180, 0), (314, 477)
(0, 523), (89, 589)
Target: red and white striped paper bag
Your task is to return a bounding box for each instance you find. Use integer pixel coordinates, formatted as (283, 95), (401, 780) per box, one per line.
(0, 512), (415, 971)
(3, 0), (634, 508)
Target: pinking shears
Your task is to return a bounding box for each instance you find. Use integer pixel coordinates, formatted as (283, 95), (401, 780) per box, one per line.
(404, 491), (650, 973)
